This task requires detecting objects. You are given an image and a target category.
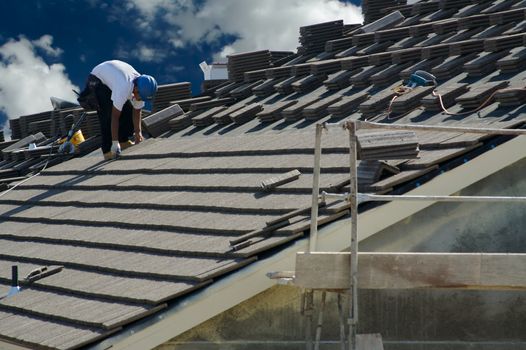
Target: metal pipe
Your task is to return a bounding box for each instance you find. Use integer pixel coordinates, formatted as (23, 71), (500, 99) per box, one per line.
(347, 121), (359, 350)
(338, 293), (346, 350)
(6, 265), (20, 298)
(11, 266), (17, 287)
(361, 194), (526, 203)
(309, 124), (323, 253)
(357, 120), (526, 136)
(314, 291), (327, 350)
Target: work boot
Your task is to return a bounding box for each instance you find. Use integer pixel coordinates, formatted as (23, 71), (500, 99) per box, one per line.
(103, 151), (114, 160)
(119, 140), (135, 150)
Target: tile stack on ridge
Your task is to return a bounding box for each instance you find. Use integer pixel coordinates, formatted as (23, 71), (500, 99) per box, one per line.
(497, 47), (526, 73)
(152, 82), (192, 113)
(363, 0), (407, 24)
(142, 104), (184, 137)
(228, 50), (272, 83)
(297, 20), (344, 55)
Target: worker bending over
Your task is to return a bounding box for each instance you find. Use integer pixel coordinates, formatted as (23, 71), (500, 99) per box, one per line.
(83, 60), (157, 160)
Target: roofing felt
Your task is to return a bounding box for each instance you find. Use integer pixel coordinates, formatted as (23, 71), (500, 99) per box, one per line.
(0, 1), (526, 349)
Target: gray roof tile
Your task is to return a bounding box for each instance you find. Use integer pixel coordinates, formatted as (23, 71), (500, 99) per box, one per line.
(2, 1), (526, 348)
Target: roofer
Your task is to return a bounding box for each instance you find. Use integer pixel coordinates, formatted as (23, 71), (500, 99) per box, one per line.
(80, 60), (157, 160)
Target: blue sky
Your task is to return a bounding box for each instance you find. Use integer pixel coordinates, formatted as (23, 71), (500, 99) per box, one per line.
(0, 0), (362, 128)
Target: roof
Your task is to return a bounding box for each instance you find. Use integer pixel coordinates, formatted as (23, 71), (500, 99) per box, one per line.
(1, 1), (526, 349)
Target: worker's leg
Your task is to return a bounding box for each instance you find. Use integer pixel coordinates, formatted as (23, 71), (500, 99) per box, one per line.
(118, 101), (134, 143)
(94, 83), (113, 154)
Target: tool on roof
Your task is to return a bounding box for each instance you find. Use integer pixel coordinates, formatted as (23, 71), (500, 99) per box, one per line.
(382, 70), (438, 120)
(58, 112), (87, 154)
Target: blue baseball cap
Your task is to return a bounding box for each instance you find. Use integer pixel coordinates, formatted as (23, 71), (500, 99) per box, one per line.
(136, 74), (157, 112)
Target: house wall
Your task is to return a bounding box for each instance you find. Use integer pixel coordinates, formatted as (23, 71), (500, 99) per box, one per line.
(156, 158), (526, 350)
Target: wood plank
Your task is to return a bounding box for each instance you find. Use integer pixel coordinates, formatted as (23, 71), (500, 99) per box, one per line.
(294, 252), (526, 290)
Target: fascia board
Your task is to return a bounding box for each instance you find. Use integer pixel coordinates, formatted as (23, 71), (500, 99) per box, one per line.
(101, 135), (526, 350)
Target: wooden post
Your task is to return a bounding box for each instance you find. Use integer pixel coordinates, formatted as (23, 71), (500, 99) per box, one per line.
(347, 120), (359, 350)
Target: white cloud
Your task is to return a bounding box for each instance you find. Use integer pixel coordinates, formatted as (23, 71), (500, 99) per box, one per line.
(0, 35), (79, 120)
(32, 34), (63, 57)
(128, 0), (363, 60)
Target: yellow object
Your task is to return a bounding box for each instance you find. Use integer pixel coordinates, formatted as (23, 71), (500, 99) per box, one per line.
(119, 140), (135, 150)
(70, 129), (85, 146)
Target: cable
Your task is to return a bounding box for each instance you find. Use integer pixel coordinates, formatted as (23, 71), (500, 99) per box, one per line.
(433, 87), (526, 116)
(0, 136), (64, 199)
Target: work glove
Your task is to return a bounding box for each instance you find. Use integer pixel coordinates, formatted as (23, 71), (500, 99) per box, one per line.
(110, 140), (121, 159)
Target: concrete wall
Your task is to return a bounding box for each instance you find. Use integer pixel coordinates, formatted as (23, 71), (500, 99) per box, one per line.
(156, 159), (526, 350)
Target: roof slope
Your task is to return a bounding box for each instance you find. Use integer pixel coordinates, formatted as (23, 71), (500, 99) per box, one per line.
(1, 1), (526, 349)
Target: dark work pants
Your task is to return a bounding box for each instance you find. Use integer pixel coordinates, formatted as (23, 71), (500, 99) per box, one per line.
(92, 77), (134, 153)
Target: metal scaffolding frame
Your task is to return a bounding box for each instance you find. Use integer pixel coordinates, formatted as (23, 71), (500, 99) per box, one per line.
(306, 120), (526, 350)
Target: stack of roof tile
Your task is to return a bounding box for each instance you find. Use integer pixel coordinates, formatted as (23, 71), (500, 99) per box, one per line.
(274, 76), (305, 95)
(421, 83), (469, 111)
(252, 78), (285, 97)
(464, 51), (510, 76)
(359, 90), (397, 117)
(350, 64), (389, 88)
(142, 104), (184, 137)
(291, 74), (327, 93)
(256, 101), (298, 122)
(494, 88), (526, 107)
(230, 81), (263, 99)
(484, 33), (526, 52)
(244, 69), (268, 83)
(363, 0), (406, 24)
(190, 98), (234, 112)
(270, 51), (294, 64)
(297, 20), (344, 55)
(152, 83), (192, 113)
(390, 86), (435, 115)
(9, 119), (21, 139)
(357, 131), (419, 160)
(371, 62), (414, 87)
(213, 104), (246, 125)
(411, 1), (440, 15)
(169, 111), (197, 131)
(230, 104), (264, 124)
(281, 96), (321, 122)
(302, 94), (342, 120)
(192, 106), (228, 127)
(328, 91), (370, 118)
(431, 53), (479, 80)
(455, 81), (509, 110)
(167, 96), (211, 112)
(18, 111), (54, 138)
(266, 66), (293, 79)
(497, 47), (526, 73)
(324, 70), (355, 90)
(228, 50), (272, 82)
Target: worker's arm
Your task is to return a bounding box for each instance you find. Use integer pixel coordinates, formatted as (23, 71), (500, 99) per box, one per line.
(132, 107), (144, 143)
(111, 105), (121, 141)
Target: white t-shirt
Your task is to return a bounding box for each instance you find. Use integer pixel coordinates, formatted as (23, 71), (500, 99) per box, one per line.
(91, 60), (145, 111)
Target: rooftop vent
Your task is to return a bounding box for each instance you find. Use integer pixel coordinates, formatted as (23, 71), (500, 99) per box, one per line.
(7, 265), (20, 298)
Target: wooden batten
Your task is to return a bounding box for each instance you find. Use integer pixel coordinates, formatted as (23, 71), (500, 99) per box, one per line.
(294, 252), (526, 290)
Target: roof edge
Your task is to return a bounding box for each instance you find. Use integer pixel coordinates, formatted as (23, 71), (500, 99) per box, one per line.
(95, 136), (526, 350)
